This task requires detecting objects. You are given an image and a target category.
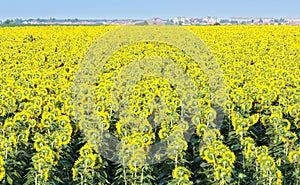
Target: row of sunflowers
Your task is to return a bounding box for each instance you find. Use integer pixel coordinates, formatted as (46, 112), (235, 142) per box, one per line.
(0, 25), (299, 184)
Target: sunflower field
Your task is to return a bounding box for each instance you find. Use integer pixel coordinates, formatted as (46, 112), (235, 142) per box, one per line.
(0, 25), (299, 185)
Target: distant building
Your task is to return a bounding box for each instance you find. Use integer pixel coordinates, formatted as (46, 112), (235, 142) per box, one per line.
(202, 17), (221, 25)
(5, 16), (299, 26)
(171, 17), (190, 25)
(230, 17), (251, 24)
(229, 17), (275, 24)
(285, 17), (300, 25)
(147, 18), (165, 25)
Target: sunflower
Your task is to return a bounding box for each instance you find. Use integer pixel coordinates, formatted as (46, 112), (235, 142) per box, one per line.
(223, 151), (236, 165)
(173, 97), (182, 107)
(116, 121), (128, 135)
(100, 120), (110, 130)
(192, 115), (202, 125)
(74, 157), (84, 166)
(128, 153), (146, 172)
(168, 137), (188, 156)
(216, 144), (230, 156)
(294, 118), (300, 129)
(41, 112), (55, 128)
(84, 153), (97, 168)
(202, 129), (219, 145)
(259, 155), (276, 171)
(130, 104), (141, 115)
(43, 168), (50, 181)
(129, 138), (144, 149)
(212, 140), (223, 150)
(279, 131), (298, 143)
(30, 105), (42, 117)
(172, 166), (192, 180)
(241, 100), (253, 110)
(232, 117), (242, 130)
(159, 127), (170, 140)
(120, 136), (130, 146)
(78, 120), (89, 130)
(95, 104), (104, 113)
(241, 137), (255, 148)
(0, 167), (5, 181)
(19, 129), (30, 142)
(52, 135), (63, 149)
(202, 146), (215, 164)
(258, 146), (269, 155)
(60, 133), (72, 145)
(248, 113), (260, 126)
(166, 101), (176, 114)
(119, 144), (134, 161)
(0, 156), (4, 166)
(196, 123), (207, 137)
(245, 145), (256, 160)
(288, 150), (300, 163)
(270, 113), (281, 125)
(0, 105), (6, 117)
(131, 87), (141, 98)
(288, 104), (299, 118)
(3, 120), (14, 133)
(58, 115), (70, 127)
(214, 166), (231, 182)
(141, 134), (152, 146)
(260, 115), (270, 126)
(217, 157), (232, 169)
(79, 143), (93, 157)
(39, 145), (53, 158)
(170, 125), (184, 137)
(224, 100), (234, 111)
(274, 170), (283, 185)
(34, 138), (47, 152)
(237, 119), (250, 130)
(138, 120), (152, 134)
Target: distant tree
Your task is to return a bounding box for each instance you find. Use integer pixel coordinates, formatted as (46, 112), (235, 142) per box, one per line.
(279, 18), (285, 22)
(135, 21), (149, 25)
(221, 19), (229, 23)
(230, 20), (238, 25)
(14, 19), (23, 25)
(214, 22), (221, 25)
(142, 21), (149, 25)
(3, 19), (13, 25)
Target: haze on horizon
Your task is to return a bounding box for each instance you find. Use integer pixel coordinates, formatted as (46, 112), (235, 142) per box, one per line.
(0, 0), (299, 21)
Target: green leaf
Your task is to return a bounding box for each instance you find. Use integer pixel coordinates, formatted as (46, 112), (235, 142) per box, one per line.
(7, 175), (13, 185)
(230, 144), (240, 151)
(13, 171), (22, 178)
(200, 162), (211, 168)
(53, 176), (64, 183)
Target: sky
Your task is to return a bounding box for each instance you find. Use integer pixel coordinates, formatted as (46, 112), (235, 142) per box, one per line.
(0, 0), (299, 21)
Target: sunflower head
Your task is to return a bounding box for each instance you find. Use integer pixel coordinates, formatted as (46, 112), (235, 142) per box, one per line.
(172, 166), (192, 180)
(80, 143), (94, 157)
(288, 150), (300, 164)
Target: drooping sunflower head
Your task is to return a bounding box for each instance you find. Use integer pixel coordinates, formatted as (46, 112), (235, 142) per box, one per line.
(79, 143), (94, 157)
(288, 150), (300, 164)
(172, 166), (192, 180)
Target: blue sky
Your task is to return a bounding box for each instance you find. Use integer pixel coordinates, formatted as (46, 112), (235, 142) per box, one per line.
(0, 0), (299, 20)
